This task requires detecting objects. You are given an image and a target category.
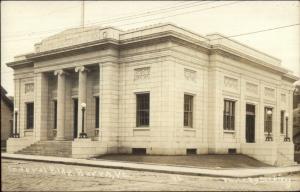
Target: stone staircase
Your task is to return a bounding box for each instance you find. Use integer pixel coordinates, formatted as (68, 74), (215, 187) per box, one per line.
(15, 140), (72, 157)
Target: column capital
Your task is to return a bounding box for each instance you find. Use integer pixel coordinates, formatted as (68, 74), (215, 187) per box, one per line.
(75, 66), (89, 73)
(54, 69), (68, 76)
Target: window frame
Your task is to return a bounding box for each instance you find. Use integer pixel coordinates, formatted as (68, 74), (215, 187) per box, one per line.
(223, 99), (235, 131)
(184, 94), (194, 128)
(26, 102), (34, 129)
(264, 106), (273, 133)
(280, 110), (285, 134)
(95, 96), (100, 128)
(136, 92), (150, 127)
(53, 100), (57, 129)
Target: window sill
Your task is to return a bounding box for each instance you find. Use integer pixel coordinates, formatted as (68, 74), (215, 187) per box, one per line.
(24, 129), (33, 132)
(134, 127), (150, 131)
(184, 127), (195, 131)
(224, 130), (235, 133)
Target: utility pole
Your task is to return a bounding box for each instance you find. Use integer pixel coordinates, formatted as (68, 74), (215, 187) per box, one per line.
(81, 0), (85, 28)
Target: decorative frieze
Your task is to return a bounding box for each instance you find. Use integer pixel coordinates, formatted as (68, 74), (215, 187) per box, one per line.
(264, 87), (275, 98)
(134, 67), (150, 81)
(224, 76), (238, 90)
(184, 69), (196, 82)
(25, 83), (34, 93)
(246, 82), (258, 95)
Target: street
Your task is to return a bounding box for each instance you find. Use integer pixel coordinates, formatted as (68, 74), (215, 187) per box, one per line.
(1, 159), (300, 191)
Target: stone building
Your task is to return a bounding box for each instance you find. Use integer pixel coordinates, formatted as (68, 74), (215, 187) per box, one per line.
(1, 86), (13, 147)
(6, 23), (299, 165)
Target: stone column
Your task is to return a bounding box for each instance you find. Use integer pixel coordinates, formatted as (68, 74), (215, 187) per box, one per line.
(34, 72), (48, 140)
(75, 66), (88, 137)
(54, 70), (66, 140)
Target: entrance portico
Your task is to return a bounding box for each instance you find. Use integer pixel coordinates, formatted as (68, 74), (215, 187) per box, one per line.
(48, 66), (99, 141)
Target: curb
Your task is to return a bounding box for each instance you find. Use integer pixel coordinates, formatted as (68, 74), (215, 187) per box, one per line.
(2, 153), (300, 178)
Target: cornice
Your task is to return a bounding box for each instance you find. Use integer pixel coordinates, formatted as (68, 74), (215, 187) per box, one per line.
(6, 24), (299, 83)
(210, 45), (287, 74)
(6, 60), (33, 69)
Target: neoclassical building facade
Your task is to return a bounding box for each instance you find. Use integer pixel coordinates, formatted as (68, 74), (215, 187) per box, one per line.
(6, 23), (299, 165)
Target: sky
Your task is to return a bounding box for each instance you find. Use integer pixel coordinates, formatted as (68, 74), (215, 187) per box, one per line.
(1, 1), (300, 96)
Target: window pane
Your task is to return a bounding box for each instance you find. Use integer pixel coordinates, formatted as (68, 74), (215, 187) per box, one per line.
(280, 110), (284, 134)
(223, 100), (235, 130)
(264, 107), (273, 132)
(184, 95), (193, 127)
(136, 93), (149, 127)
(54, 100), (57, 129)
(27, 103), (34, 129)
(95, 97), (100, 128)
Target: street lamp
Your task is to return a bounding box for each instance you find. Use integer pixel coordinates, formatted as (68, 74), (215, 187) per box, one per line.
(79, 103), (87, 138)
(284, 113), (290, 142)
(265, 110), (273, 141)
(12, 108), (20, 138)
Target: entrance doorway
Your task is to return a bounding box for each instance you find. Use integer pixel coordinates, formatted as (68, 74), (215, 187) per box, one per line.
(246, 104), (255, 143)
(73, 98), (78, 139)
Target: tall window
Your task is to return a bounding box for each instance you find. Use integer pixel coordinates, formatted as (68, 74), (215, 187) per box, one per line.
(184, 95), (193, 127)
(280, 110), (285, 134)
(264, 107), (273, 132)
(26, 103), (34, 129)
(95, 97), (100, 128)
(136, 93), (150, 127)
(223, 100), (235, 130)
(54, 100), (57, 129)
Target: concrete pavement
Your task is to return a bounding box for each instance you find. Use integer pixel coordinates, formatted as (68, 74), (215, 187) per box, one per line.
(2, 153), (300, 178)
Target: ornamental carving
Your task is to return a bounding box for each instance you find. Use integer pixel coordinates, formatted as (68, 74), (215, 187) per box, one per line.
(246, 82), (258, 95)
(25, 83), (34, 93)
(224, 76), (238, 90)
(184, 69), (196, 82)
(134, 67), (150, 81)
(264, 87), (275, 98)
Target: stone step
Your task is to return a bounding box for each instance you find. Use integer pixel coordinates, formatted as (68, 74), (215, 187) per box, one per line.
(17, 152), (71, 155)
(20, 150), (71, 154)
(26, 147), (71, 151)
(16, 140), (72, 157)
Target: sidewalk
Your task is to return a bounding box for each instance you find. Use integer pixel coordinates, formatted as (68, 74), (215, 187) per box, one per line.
(2, 153), (300, 178)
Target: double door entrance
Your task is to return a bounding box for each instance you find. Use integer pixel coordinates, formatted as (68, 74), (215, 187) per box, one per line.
(245, 104), (255, 143)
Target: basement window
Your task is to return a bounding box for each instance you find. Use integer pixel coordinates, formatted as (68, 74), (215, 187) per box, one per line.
(228, 148), (237, 154)
(186, 148), (197, 155)
(132, 148), (146, 155)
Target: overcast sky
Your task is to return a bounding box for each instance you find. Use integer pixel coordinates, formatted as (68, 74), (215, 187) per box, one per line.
(1, 1), (299, 96)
